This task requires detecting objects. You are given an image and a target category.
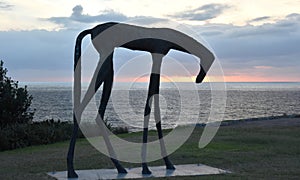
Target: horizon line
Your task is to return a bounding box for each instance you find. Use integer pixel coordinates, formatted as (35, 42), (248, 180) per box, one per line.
(18, 81), (300, 84)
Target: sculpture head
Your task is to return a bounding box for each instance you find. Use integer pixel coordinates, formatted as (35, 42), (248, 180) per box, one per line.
(195, 65), (206, 83)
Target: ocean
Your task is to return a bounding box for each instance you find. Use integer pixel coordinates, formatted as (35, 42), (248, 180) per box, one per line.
(23, 82), (300, 131)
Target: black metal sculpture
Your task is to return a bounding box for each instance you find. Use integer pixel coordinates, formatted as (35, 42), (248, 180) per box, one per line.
(67, 22), (214, 178)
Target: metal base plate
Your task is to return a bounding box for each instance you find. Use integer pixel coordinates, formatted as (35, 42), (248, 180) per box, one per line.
(47, 164), (230, 179)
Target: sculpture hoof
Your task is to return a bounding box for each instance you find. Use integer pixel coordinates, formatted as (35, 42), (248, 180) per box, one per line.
(117, 167), (128, 174)
(164, 157), (176, 170)
(67, 170), (78, 178)
(142, 167), (152, 175)
(166, 164), (176, 170)
(142, 163), (152, 174)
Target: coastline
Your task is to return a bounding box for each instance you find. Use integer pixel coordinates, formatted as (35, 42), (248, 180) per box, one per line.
(196, 114), (300, 127)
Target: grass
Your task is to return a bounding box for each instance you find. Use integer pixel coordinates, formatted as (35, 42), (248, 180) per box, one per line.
(0, 121), (299, 179)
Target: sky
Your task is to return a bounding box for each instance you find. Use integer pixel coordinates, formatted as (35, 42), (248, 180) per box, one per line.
(0, 0), (300, 82)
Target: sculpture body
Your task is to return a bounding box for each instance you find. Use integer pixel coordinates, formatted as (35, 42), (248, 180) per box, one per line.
(67, 22), (214, 178)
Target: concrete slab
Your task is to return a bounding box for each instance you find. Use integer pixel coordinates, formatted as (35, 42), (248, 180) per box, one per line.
(48, 164), (230, 179)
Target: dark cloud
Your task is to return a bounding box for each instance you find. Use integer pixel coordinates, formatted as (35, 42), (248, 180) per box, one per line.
(180, 12), (300, 78)
(0, 1), (13, 10)
(286, 13), (300, 19)
(248, 16), (271, 23)
(72, 5), (83, 17)
(69, 5), (128, 23)
(0, 30), (77, 71)
(198, 13), (300, 39)
(170, 3), (230, 21)
(129, 16), (168, 25)
(46, 5), (167, 29)
(174, 10), (300, 60)
(46, 5), (127, 30)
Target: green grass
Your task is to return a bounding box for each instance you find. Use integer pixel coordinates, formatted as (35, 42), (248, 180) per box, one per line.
(0, 124), (299, 179)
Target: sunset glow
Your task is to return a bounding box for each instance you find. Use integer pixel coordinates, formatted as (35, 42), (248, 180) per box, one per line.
(223, 75), (300, 83)
(114, 74), (300, 83)
(114, 75), (196, 83)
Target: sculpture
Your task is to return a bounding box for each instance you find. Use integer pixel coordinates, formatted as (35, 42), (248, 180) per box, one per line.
(67, 22), (215, 178)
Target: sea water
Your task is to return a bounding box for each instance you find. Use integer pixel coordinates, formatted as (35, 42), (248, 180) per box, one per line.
(22, 82), (300, 131)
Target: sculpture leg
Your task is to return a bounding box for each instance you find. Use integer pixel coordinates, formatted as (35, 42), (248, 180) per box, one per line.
(67, 52), (89, 178)
(67, 69), (108, 178)
(152, 53), (175, 170)
(97, 55), (127, 174)
(67, 54), (122, 177)
(67, 114), (80, 178)
(141, 81), (154, 174)
(141, 53), (164, 174)
(154, 94), (175, 170)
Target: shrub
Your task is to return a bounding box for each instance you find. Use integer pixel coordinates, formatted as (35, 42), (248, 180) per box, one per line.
(0, 119), (84, 151)
(112, 126), (129, 134)
(104, 118), (129, 134)
(0, 60), (128, 151)
(0, 60), (34, 127)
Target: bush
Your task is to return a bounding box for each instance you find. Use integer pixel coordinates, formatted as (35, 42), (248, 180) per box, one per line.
(0, 60), (128, 151)
(0, 117), (131, 151)
(112, 126), (129, 134)
(0, 60), (34, 127)
(0, 119), (84, 151)
(104, 118), (129, 134)
(0, 118), (130, 151)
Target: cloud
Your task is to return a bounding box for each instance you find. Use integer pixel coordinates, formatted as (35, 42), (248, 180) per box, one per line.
(129, 16), (168, 25)
(46, 5), (127, 30)
(1, 10), (300, 82)
(0, 1), (13, 10)
(196, 13), (300, 40)
(198, 12), (300, 38)
(170, 3), (230, 21)
(254, 66), (273, 69)
(70, 5), (128, 23)
(0, 30), (77, 71)
(286, 13), (300, 20)
(248, 16), (271, 23)
(190, 13), (300, 77)
(46, 5), (167, 29)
